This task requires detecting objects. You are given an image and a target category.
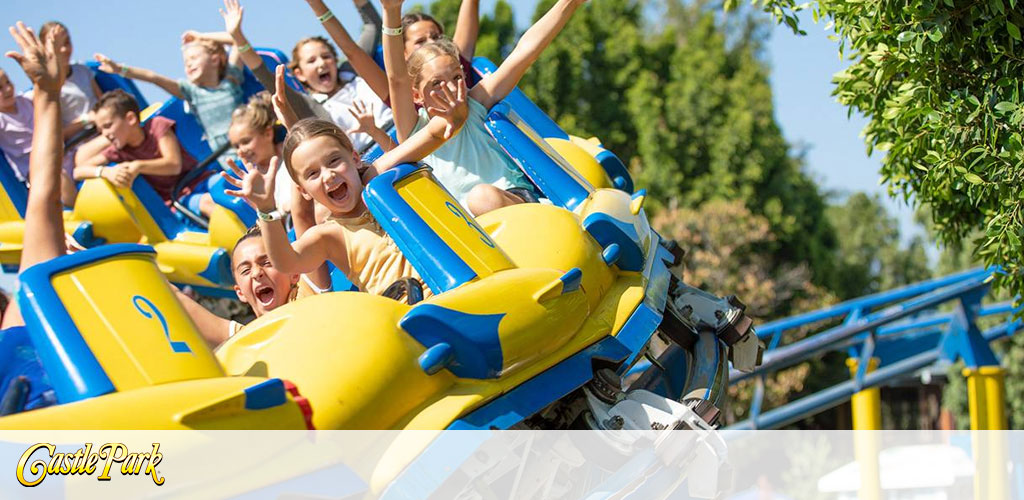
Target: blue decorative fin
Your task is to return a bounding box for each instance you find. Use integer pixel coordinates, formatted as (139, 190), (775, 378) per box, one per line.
(400, 305), (504, 379)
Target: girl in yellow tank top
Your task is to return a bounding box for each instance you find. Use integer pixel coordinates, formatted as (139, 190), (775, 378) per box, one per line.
(223, 90), (469, 298)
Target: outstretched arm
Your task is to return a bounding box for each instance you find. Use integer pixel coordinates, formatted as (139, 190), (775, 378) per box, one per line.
(94, 53), (184, 99)
(452, 0), (480, 62)
(174, 288), (231, 348)
(353, 0), (383, 56)
(2, 22), (68, 327)
(381, 0), (419, 141)
(222, 158), (331, 275)
(470, 0), (583, 109)
(304, 0), (390, 102)
(218, 0), (265, 72)
(8, 22), (67, 270)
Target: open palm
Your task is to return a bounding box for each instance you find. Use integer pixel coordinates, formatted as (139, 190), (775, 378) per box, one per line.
(5, 21), (65, 92)
(220, 0), (244, 35)
(223, 157), (279, 213)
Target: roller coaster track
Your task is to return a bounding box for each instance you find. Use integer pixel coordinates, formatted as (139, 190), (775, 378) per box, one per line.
(724, 267), (1021, 430)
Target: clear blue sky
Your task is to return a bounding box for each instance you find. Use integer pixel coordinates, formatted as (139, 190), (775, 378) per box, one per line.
(0, 1), (921, 289)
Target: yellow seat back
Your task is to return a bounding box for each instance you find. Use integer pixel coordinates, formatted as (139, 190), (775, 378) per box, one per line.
(18, 244), (223, 403)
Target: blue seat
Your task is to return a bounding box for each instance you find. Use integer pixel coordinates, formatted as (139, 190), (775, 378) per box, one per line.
(241, 48), (306, 98)
(484, 102), (594, 211)
(472, 57), (634, 193)
(87, 61), (149, 110)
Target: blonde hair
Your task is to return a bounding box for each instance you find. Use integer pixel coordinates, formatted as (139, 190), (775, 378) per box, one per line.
(406, 38), (461, 89)
(231, 92), (276, 133)
(281, 118), (355, 182)
(182, 40), (229, 81)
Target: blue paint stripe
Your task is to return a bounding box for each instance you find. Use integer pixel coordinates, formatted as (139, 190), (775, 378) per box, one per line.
(449, 336), (632, 430)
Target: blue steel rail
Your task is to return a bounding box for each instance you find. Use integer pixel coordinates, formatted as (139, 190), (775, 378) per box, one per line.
(725, 268), (1021, 430)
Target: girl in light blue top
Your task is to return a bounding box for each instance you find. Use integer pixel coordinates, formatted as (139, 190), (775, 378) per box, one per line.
(382, 0), (585, 215)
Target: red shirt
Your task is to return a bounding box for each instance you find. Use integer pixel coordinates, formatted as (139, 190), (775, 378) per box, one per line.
(103, 116), (202, 203)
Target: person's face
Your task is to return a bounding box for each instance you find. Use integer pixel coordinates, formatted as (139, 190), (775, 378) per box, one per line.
(293, 41), (339, 94)
(93, 106), (139, 149)
(232, 237), (298, 317)
(404, 20), (443, 58)
(49, 25), (73, 68)
(413, 54), (466, 112)
(290, 135), (363, 215)
(182, 45), (221, 84)
(229, 122), (275, 167)
(0, 71), (16, 110)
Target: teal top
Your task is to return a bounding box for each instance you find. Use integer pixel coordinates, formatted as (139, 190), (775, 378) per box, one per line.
(413, 97), (532, 207)
(178, 65), (245, 150)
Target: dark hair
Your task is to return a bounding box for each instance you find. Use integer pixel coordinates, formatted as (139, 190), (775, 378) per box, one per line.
(39, 21), (68, 42)
(92, 89), (140, 117)
(288, 36), (340, 91)
(231, 225), (263, 264)
(402, 12), (444, 38)
(281, 118), (355, 181)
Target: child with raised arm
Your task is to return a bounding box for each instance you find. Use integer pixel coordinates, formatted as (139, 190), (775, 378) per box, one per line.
(399, 0), (480, 74)
(0, 21), (74, 411)
(382, 0), (582, 215)
(222, 79), (469, 297)
(296, 0), (394, 150)
(93, 33), (245, 150)
(75, 90), (217, 216)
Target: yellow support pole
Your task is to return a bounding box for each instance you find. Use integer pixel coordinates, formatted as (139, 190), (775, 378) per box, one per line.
(846, 358), (882, 430)
(962, 366), (1007, 430)
(963, 366), (1008, 500)
(848, 357), (882, 500)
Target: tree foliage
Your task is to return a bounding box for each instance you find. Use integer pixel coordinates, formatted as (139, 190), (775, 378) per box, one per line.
(752, 0), (1024, 301)
(826, 193), (931, 299)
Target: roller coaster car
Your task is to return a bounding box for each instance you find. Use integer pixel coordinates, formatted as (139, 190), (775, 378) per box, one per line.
(0, 60), (761, 436)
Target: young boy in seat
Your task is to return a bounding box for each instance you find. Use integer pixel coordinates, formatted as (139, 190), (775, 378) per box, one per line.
(74, 90), (217, 216)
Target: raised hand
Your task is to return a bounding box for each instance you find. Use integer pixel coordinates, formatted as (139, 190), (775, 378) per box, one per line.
(427, 79), (468, 139)
(220, 0), (245, 36)
(5, 21), (65, 93)
(271, 65), (298, 129)
(93, 53), (123, 75)
(222, 157), (279, 213)
(380, 0), (404, 11)
(345, 100), (377, 135)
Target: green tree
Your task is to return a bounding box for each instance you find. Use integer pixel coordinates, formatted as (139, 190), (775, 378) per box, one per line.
(751, 0), (1024, 304)
(826, 192), (931, 299)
